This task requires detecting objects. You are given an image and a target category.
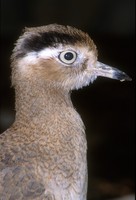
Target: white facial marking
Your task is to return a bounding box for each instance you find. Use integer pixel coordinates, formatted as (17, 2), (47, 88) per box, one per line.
(38, 48), (59, 59)
(18, 45), (92, 69)
(17, 45), (99, 89)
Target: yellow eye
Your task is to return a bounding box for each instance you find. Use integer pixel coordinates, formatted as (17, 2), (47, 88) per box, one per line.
(59, 51), (77, 65)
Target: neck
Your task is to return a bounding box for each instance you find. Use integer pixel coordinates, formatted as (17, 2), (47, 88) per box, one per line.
(14, 80), (73, 126)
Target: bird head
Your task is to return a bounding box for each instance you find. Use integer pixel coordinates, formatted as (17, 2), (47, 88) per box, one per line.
(11, 24), (131, 91)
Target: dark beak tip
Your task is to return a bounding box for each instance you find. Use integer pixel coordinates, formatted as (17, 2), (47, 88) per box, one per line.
(114, 72), (132, 82)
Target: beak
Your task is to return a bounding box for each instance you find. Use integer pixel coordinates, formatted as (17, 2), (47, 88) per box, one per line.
(95, 61), (132, 82)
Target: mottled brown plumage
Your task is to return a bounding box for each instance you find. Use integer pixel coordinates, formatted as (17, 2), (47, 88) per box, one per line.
(0, 24), (131, 200)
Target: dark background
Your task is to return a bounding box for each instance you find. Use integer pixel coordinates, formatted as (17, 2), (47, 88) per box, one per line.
(0, 0), (135, 199)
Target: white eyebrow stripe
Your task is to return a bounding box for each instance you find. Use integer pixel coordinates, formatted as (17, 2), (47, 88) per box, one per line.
(18, 45), (89, 68)
(17, 48), (61, 69)
(38, 48), (59, 59)
(19, 48), (59, 65)
(19, 52), (38, 65)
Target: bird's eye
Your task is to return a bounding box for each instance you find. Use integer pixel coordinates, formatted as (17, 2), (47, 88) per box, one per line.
(59, 51), (77, 65)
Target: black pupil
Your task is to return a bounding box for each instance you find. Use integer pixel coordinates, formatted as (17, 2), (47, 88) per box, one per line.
(64, 52), (74, 60)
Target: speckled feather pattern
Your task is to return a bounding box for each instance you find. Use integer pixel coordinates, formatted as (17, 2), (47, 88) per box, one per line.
(0, 103), (87, 200)
(0, 24), (98, 200)
(0, 89), (87, 199)
(0, 23), (131, 200)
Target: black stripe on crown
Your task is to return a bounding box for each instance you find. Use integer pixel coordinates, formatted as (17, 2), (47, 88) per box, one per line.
(15, 31), (83, 59)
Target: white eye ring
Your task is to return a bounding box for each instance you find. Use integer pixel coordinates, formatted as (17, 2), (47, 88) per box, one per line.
(59, 50), (77, 65)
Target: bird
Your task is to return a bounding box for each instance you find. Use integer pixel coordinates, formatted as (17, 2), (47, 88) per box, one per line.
(0, 24), (131, 200)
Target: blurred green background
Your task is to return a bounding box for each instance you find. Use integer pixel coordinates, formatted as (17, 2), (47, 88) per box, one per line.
(0, 0), (135, 199)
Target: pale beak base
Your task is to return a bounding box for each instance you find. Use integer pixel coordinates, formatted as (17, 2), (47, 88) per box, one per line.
(95, 62), (132, 82)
